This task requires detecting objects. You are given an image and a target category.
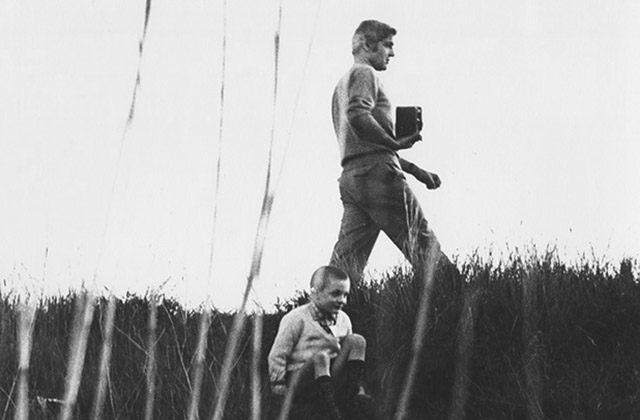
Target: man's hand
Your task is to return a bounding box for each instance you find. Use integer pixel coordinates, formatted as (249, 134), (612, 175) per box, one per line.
(395, 131), (422, 150)
(413, 167), (441, 190)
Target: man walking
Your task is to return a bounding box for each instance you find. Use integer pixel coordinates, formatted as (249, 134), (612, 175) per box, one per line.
(330, 20), (446, 284)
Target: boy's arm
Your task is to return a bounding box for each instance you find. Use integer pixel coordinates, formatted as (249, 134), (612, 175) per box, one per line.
(399, 157), (441, 190)
(267, 314), (300, 388)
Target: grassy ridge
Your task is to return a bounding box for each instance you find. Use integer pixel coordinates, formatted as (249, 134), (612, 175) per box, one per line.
(1, 252), (639, 419)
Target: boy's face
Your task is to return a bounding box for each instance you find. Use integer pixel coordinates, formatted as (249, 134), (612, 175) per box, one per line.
(313, 277), (350, 315)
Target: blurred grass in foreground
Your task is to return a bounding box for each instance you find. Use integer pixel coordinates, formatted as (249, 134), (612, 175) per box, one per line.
(1, 249), (639, 420)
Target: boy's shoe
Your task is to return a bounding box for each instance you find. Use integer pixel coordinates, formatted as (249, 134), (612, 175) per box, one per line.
(316, 375), (343, 420)
(344, 391), (376, 420)
(341, 360), (379, 420)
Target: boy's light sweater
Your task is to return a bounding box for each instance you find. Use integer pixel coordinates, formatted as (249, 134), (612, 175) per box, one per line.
(267, 302), (352, 384)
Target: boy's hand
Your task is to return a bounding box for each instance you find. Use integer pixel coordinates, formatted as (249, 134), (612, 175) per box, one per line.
(413, 168), (441, 190)
(271, 384), (287, 396)
(322, 334), (341, 353)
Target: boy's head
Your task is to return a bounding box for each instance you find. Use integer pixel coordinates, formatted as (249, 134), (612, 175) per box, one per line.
(310, 265), (350, 315)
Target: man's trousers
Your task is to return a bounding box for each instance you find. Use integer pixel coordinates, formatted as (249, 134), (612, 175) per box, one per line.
(330, 154), (442, 284)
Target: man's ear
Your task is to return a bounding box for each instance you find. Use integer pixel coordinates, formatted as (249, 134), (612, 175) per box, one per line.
(364, 41), (378, 52)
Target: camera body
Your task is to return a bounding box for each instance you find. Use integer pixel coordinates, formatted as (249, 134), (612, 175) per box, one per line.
(395, 106), (423, 138)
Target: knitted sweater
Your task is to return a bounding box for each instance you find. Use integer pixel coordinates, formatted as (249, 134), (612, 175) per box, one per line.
(331, 63), (396, 165)
(267, 303), (352, 384)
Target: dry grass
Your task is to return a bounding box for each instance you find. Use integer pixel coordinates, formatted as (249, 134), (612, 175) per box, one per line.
(0, 251), (639, 419)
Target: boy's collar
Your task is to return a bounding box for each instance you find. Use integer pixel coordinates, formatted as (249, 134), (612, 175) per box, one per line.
(310, 301), (338, 325)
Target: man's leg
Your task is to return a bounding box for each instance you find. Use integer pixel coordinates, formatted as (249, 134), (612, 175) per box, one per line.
(330, 196), (380, 285)
(392, 185), (442, 266)
(336, 161), (440, 272)
(355, 163), (443, 272)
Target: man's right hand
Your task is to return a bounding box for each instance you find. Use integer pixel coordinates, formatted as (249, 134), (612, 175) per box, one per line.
(413, 168), (441, 190)
(395, 131), (422, 150)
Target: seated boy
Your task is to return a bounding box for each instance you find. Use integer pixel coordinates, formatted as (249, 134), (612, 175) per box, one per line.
(268, 265), (370, 420)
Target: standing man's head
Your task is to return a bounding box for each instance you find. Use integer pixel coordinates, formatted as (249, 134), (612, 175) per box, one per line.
(310, 265), (350, 315)
(352, 20), (397, 71)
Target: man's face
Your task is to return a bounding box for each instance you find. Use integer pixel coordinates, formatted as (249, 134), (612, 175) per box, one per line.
(368, 35), (395, 71)
(312, 277), (350, 315)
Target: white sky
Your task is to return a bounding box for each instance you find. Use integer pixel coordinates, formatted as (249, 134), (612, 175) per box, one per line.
(2, 0), (639, 310)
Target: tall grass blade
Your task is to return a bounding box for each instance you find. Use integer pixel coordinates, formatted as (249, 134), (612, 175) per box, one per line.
(94, 0), (155, 268)
(523, 264), (544, 420)
(60, 291), (95, 420)
(211, 1), (283, 419)
(187, 0), (228, 417)
(448, 290), (480, 420)
(210, 306), (250, 420)
(15, 298), (36, 420)
(251, 313), (263, 420)
(144, 295), (159, 420)
(187, 310), (212, 420)
(272, 0), (322, 189)
(90, 295), (117, 420)
(126, 0), (153, 123)
(393, 245), (437, 420)
(276, 367), (304, 420)
(98, 0), (154, 250)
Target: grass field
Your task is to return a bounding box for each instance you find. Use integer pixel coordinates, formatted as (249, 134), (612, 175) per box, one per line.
(1, 250), (639, 420)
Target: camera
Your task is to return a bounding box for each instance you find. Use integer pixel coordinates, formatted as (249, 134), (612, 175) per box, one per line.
(395, 106), (423, 138)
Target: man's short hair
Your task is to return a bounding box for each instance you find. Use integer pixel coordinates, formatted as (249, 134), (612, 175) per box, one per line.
(352, 20), (397, 55)
(310, 265), (349, 291)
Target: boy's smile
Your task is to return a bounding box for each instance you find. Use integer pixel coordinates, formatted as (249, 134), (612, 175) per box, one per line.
(312, 277), (350, 315)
